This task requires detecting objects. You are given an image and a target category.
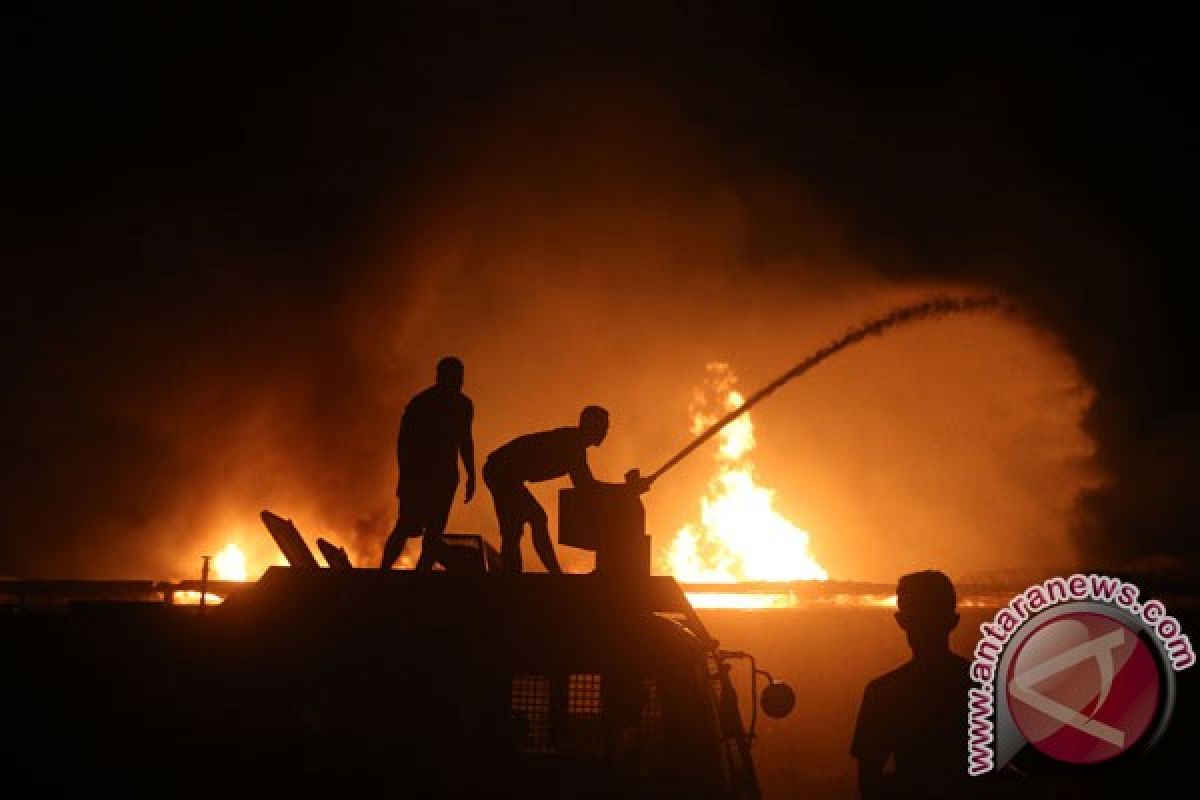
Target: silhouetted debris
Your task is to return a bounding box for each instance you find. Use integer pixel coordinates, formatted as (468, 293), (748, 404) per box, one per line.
(261, 510), (320, 569)
(317, 537), (352, 570)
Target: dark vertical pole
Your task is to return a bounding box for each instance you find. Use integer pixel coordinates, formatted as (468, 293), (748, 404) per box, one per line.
(200, 555), (212, 612)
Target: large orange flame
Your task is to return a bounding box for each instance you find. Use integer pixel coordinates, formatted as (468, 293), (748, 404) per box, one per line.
(665, 364), (827, 606)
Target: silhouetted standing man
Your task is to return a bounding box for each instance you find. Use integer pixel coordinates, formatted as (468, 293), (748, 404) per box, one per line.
(852, 570), (971, 799)
(381, 357), (476, 571)
(484, 406), (650, 573)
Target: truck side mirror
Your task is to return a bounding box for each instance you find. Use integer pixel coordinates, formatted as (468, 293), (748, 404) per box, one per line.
(760, 681), (796, 719)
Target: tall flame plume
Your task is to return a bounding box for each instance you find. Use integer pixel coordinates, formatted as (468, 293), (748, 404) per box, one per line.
(665, 364), (827, 592)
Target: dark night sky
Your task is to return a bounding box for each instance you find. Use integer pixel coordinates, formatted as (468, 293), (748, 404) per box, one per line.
(3, 5), (1196, 576)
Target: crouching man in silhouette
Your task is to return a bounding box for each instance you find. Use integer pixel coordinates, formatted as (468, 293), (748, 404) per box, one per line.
(852, 570), (972, 799)
(483, 405), (651, 573)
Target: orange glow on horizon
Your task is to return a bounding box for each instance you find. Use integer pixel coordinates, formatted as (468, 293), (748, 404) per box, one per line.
(684, 589), (897, 611)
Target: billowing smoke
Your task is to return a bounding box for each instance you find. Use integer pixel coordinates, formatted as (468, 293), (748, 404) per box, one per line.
(4, 7), (1185, 581)
(1, 83), (1096, 583)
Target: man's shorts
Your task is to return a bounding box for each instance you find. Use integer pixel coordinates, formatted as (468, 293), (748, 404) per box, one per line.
(396, 473), (458, 535)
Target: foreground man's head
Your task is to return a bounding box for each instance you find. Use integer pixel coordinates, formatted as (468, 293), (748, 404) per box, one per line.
(895, 570), (960, 655)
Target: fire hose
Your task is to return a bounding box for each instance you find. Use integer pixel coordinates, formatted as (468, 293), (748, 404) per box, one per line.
(642, 295), (1011, 486)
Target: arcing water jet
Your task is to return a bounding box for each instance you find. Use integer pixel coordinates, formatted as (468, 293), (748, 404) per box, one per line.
(649, 296), (1012, 483)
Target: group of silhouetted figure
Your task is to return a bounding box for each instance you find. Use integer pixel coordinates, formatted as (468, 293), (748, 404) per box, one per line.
(380, 356), (650, 575)
(380, 358), (1016, 799)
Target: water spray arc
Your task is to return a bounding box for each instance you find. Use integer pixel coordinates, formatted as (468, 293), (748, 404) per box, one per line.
(648, 295), (1012, 484)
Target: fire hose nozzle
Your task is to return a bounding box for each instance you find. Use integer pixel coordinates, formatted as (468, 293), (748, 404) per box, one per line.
(624, 468), (653, 494)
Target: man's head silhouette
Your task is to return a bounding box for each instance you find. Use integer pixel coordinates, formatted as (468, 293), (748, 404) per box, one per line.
(579, 405), (610, 446)
(894, 570), (959, 657)
(435, 356), (465, 391)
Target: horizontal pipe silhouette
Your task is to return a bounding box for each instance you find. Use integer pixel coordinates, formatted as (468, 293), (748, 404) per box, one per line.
(649, 295), (1012, 483)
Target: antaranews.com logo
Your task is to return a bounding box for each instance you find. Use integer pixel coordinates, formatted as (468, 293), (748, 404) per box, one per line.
(967, 574), (1193, 775)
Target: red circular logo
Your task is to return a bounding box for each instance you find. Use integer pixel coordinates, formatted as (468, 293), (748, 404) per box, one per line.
(1006, 612), (1161, 765)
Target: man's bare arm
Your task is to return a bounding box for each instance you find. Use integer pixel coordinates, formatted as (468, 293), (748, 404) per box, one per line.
(567, 459), (597, 488)
(856, 756), (886, 800)
(569, 463), (654, 493)
(461, 400), (476, 503)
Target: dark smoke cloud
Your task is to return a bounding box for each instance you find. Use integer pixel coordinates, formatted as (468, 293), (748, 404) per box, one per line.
(3, 6), (1193, 578)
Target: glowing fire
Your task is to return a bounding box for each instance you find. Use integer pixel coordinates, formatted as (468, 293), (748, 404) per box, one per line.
(212, 543), (248, 581)
(665, 364), (827, 608)
(684, 590), (897, 610)
(174, 543), (249, 605)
